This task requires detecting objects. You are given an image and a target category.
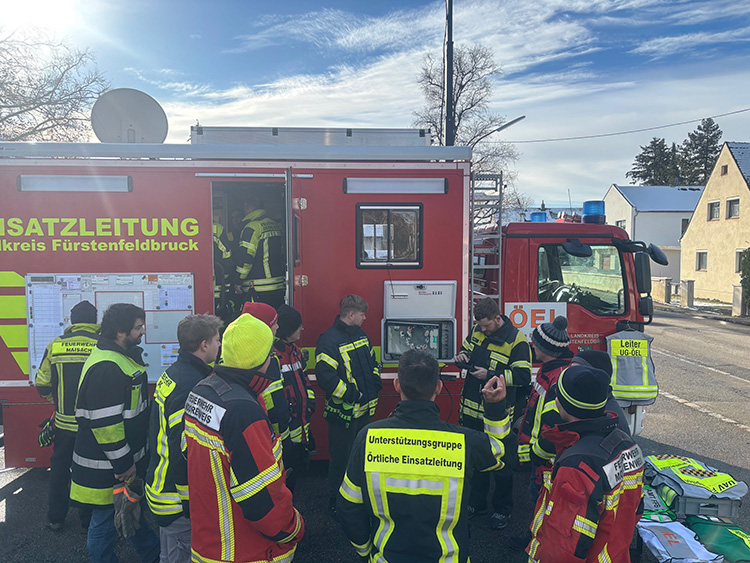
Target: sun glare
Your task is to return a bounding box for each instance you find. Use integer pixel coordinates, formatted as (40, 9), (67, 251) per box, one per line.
(2, 0), (81, 35)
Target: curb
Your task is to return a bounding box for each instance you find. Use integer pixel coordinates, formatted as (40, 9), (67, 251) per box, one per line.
(654, 302), (750, 327)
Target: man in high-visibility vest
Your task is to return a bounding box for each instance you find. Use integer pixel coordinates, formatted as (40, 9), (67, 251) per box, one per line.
(337, 349), (509, 562)
(35, 300), (100, 532)
(145, 314), (223, 563)
(71, 303), (159, 563)
(234, 196), (285, 308)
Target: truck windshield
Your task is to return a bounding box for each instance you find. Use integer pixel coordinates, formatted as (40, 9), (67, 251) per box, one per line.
(537, 244), (626, 316)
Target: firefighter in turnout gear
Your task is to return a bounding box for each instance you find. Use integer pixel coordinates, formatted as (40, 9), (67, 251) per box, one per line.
(526, 365), (645, 563)
(315, 295), (381, 512)
(71, 303), (159, 563)
(145, 314), (223, 563)
(35, 300), (99, 532)
(275, 305), (316, 493)
(234, 196), (285, 309)
(213, 222), (237, 319)
(455, 297), (531, 530)
(183, 313), (304, 563)
(242, 302), (292, 447)
(337, 349), (510, 563)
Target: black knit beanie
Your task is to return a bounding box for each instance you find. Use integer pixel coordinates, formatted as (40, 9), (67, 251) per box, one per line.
(276, 305), (302, 341)
(532, 316), (570, 358)
(572, 349), (613, 377)
(70, 300), (97, 324)
(557, 365), (609, 419)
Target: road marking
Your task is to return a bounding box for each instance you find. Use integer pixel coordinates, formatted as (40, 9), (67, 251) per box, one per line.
(659, 390), (750, 434)
(653, 349), (750, 385)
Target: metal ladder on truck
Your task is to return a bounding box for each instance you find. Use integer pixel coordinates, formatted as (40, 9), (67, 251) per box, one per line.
(470, 173), (503, 318)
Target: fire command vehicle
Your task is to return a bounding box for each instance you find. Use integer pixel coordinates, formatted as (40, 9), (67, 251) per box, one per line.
(0, 124), (664, 467)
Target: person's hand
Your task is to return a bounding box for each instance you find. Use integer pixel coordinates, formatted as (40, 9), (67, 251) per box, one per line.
(481, 376), (507, 403)
(455, 353), (469, 363)
(470, 366), (488, 381)
(234, 284), (242, 295)
(115, 464), (136, 484)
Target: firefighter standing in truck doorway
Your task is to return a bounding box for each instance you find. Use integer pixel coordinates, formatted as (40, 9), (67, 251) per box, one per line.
(337, 349), (509, 562)
(35, 300), (100, 532)
(212, 221), (237, 320)
(234, 195), (285, 309)
(455, 297), (532, 530)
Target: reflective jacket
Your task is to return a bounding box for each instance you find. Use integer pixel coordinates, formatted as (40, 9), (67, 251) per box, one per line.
(35, 323), (100, 433)
(145, 349), (213, 527)
(458, 317), (531, 424)
(260, 353), (291, 444)
(315, 316), (381, 427)
(518, 351), (573, 463)
(213, 222), (235, 299)
(527, 413), (645, 563)
(71, 340), (151, 507)
(184, 365), (304, 563)
(275, 339), (316, 445)
(337, 399), (510, 563)
(235, 209), (285, 294)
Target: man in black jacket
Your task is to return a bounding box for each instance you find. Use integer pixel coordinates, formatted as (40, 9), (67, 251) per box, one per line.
(35, 300), (100, 532)
(316, 294), (381, 512)
(71, 303), (159, 563)
(145, 314), (222, 563)
(337, 349), (510, 563)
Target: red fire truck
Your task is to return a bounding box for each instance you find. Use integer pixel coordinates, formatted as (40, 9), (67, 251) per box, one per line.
(0, 127), (663, 467)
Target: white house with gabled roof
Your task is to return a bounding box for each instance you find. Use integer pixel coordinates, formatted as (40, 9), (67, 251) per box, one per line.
(604, 184), (704, 281)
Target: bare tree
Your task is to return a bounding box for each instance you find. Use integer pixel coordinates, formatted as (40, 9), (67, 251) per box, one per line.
(412, 44), (519, 173)
(0, 30), (109, 141)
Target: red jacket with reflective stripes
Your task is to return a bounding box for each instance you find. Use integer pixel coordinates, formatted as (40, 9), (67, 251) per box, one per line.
(527, 413), (644, 563)
(184, 366), (304, 563)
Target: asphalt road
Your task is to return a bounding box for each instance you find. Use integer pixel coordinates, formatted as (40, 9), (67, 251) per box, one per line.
(1, 307), (748, 562)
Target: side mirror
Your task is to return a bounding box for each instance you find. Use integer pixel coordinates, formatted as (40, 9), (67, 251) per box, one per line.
(634, 252), (652, 294)
(639, 295), (653, 318)
(648, 243), (669, 266)
(562, 239), (592, 258)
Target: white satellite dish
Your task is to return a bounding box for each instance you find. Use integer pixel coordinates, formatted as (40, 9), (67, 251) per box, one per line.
(91, 88), (168, 143)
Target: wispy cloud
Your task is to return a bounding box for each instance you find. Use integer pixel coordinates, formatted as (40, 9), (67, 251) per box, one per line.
(631, 28), (750, 59)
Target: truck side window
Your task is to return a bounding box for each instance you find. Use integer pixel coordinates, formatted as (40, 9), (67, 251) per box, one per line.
(356, 204), (423, 268)
(537, 244), (626, 316)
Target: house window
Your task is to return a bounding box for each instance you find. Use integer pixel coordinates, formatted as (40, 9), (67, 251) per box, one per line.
(696, 251), (708, 271)
(721, 165), (728, 176)
(736, 249), (746, 274)
(681, 218), (690, 236)
(727, 198), (740, 219)
(615, 220), (626, 229)
(707, 201), (720, 221)
(356, 203), (423, 268)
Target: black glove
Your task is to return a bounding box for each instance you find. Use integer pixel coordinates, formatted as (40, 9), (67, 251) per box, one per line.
(38, 416), (55, 447)
(342, 384), (362, 404)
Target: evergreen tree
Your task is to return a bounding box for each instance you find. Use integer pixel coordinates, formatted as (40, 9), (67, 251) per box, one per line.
(626, 137), (680, 185)
(679, 118), (722, 185)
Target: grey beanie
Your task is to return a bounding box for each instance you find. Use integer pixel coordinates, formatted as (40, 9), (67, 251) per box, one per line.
(532, 315), (570, 358)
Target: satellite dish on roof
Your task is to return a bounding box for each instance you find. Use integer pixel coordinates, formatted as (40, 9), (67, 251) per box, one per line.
(91, 88), (168, 143)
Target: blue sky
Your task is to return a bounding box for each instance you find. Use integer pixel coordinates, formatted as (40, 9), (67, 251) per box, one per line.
(6, 0), (750, 205)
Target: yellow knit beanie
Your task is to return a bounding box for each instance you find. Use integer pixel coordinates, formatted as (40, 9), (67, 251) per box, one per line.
(221, 314), (273, 370)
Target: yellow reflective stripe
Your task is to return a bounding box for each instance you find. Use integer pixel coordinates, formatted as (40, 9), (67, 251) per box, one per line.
(484, 414), (511, 440)
(531, 438), (555, 462)
(623, 470), (643, 490)
(70, 481), (114, 506)
(573, 515), (598, 539)
(168, 408), (184, 428)
(511, 360), (532, 369)
(91, 423), (125, 444)
(598, 545), (612, 563)
(277, 509), (303, 544)
(210, 449), (234, 561)
(351, 538), (372, 558)
(518, 444), (531, 464)
(230, 463), (283, 503)
(316, 353), (339, 369)
(54, 415), (78, 432)
(184, 419), (229, 455)
(148, 399), (172, 501)
(330, 379), (347, 400)
(192, 547), (297, 563)
(339, 473), (363, 504)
